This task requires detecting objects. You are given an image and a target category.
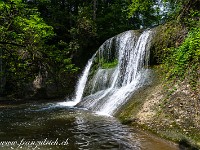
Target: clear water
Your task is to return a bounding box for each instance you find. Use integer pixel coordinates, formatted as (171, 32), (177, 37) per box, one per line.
(0, 102), (178, 150)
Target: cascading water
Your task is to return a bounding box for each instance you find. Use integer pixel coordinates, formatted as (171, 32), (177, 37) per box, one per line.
(62, 29), (154, 116)
(58, 56), (95, 106)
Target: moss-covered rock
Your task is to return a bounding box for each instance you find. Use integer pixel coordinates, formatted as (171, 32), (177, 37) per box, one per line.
(150, 21), (188, 65)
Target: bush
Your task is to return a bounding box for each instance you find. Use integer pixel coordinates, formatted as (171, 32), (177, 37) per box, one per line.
(164, 27), (200, 87)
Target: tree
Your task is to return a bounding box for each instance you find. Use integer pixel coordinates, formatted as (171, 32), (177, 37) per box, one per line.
(96, 0), (133, 41)
(93, 0), (97, 20)
(0, 0), (78, 97)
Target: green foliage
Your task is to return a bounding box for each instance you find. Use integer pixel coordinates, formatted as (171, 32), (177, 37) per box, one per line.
(151, 0), (200, 89)
(101, 59), (118, 69)
(182, 9), (200, 28)
(0, 0), (53, 84)
(68, 6), (97, 51)
(128, 0), (198, 28)
(151, 21), (186, 64)
(0, 0), (78, 97)
(128, 0), (164, 28)
(129, 0), (155, 16)
(163, 26), (200, 88)
(96, 0), (132, 40)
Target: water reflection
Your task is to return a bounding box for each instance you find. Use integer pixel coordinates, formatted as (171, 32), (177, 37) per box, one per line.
(0, 102), (178, 150)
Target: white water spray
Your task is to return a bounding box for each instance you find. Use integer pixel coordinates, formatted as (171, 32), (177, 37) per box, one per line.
(58, 57), (94, 107)
(60, 30), (153, 115)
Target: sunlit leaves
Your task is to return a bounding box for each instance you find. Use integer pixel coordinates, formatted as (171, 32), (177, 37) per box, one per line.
(0, 0), (56, 96)
(164, 26), (200, 87)
(128, 0), (182, 28)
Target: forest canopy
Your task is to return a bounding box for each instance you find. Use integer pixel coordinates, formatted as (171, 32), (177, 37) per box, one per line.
(0, 0), (199, 98)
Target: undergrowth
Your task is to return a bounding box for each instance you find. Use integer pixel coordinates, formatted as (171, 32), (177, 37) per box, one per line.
(164, 26), (200, 89)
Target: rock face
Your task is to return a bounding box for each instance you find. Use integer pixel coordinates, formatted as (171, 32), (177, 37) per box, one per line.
(136, 81), (200, 130)
(136, 84), (163, 124)
(31, 73), (73, 100)
(117, 67), (200, 148)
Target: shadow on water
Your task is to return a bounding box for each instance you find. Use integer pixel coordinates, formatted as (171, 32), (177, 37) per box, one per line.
(178, 139), (199, 150)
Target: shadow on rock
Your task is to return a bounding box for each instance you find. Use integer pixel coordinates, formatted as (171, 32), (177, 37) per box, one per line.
(179, 139), (199, 150)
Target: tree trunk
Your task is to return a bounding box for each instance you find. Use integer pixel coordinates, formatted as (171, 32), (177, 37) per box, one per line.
(0, 48), (4, 95)
(93, 0), (97, 20)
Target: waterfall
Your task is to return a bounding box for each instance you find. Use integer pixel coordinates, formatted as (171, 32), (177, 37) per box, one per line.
(61, 29), (153, 115)
(59, 56), (95, 106)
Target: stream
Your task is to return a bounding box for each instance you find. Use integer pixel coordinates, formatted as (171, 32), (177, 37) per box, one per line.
(0, 101), (178, 150)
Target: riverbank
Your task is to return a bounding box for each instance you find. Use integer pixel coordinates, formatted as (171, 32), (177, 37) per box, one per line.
(116, 66), (200, 149)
